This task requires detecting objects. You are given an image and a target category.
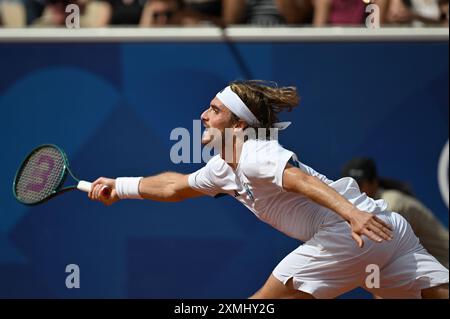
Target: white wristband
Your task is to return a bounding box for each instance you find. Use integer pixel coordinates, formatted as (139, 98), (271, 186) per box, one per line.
(115, 177), (143, 199)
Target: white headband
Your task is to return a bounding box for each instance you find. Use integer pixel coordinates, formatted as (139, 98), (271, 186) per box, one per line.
(216, 86), (261, 126)
(216, 86), (291, 130)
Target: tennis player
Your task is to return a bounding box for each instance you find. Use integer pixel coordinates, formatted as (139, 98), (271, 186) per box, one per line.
(88, 80), (449, 299)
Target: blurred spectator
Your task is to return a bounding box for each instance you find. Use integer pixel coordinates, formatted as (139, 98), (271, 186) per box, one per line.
(29, 0), (88, 26)
(383, 0), (413, 24)
(313, 0), (367, 26)
(342, 157), (449, 269)
(181, 0), (222, 25)
(23, 0), (45, 25)
(140, 0), (224, 27)
(140, 0), (180, 25)
(438, 0), (448, 25)
(84, 0), (146, 26)
(383, 0), (443, 25)
(1, 0), (447, 27)
(276, 0), (313, 24)
(409, 0), (442, 25)
(223, 0), (286, 26)
(0, 0), (26, 26)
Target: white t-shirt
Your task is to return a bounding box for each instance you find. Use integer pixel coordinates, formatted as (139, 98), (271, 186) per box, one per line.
(188, 139), (388, 241)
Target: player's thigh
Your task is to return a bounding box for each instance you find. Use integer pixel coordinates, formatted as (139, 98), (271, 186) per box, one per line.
(250, 274), (315, 299)
(421, 283), (449, 299)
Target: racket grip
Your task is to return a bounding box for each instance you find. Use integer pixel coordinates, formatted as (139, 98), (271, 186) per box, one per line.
(77, 181), (92, 192)
(77, 181), (112, 199)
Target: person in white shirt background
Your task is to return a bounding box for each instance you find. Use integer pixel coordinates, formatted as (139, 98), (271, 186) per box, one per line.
(88, 80), (449, 299)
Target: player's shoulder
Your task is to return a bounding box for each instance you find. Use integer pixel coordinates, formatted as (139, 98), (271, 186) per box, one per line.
(204, 154), (231, 176)
(240, 139), (294, 179)
(244, 138), (289, 154)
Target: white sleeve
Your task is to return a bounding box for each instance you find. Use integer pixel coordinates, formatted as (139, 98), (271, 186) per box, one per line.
(188, 164), (222, 197)
(273, 146), (295, 187)
(188, 155), (236, 197)
(242, 140), (294, 188)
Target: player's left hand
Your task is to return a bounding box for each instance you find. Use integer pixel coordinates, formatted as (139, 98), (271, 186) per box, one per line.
(349, 209), (393, 248)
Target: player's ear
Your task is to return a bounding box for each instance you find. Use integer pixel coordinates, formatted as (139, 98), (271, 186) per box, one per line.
(234, 119), (248, 130)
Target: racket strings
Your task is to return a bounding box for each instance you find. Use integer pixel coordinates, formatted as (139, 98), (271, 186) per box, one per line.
(15, 146), (65, 204)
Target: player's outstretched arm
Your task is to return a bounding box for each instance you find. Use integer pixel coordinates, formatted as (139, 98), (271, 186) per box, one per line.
(282, 163), (393, 247)
(88, 172), (204, 205)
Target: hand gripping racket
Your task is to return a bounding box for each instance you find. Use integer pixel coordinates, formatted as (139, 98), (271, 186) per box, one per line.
(13, 144), (110, 205)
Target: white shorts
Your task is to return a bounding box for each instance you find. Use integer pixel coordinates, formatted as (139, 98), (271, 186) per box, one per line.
(272, 211), (449, 299)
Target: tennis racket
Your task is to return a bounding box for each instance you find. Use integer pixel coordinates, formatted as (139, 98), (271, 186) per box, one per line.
(13, 144), (111, 205)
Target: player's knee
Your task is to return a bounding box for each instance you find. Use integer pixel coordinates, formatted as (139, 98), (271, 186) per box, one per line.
(248, 290), (263, 299)
(249, 285), (276, 299)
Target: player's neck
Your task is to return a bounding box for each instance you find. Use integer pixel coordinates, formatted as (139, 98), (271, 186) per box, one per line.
(220, 137), (244, 170)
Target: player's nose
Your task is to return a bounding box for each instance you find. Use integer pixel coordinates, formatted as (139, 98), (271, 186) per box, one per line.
(200, 109), (208, 122)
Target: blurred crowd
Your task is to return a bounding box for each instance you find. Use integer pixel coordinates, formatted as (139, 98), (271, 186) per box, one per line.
(0, 0), (448, 27)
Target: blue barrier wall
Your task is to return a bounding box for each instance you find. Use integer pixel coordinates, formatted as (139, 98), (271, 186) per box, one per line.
(0, 40), (448, 298)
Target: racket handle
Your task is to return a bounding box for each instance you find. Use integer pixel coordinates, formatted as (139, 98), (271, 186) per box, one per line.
(77, 181), (92, 192)
(77, 181), (111, 199)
